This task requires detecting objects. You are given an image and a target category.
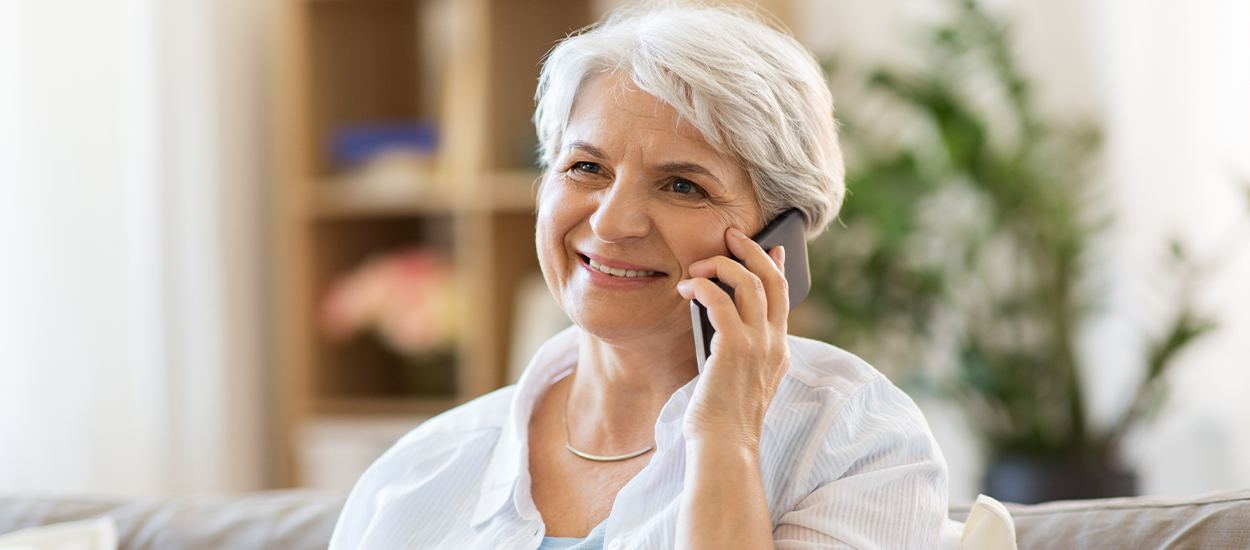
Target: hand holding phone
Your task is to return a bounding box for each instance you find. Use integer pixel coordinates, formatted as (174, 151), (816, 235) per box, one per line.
(690, 208), (810, 372)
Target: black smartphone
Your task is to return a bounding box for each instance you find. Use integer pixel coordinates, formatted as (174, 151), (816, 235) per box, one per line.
(691, 208), (811, 372)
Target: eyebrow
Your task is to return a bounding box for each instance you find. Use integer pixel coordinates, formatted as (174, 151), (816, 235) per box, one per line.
(655, 161), (723, 188)
(564, 140), (726, 190)
(567, 140), (609, 160)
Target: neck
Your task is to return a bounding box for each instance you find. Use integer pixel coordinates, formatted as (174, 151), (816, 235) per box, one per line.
(564, 328), (699, 452)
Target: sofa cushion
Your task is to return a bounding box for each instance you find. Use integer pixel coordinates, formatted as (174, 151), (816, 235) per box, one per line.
(0, 490), (345, 550)
(949, 489), (1250, 549)
(5, 488), (1248, 549)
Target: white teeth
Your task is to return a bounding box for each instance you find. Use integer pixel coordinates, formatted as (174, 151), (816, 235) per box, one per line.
(587, 258), (657, 278)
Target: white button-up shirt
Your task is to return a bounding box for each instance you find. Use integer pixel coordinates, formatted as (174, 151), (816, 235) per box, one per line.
(330, 326), (963, 549)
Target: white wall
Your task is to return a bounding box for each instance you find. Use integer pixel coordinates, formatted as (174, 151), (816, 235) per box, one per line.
(1090, 0), (1250, 497)
(0, 0), (272, 496)
(0, 0), (158, 495)
(796, 0), (1250, 502)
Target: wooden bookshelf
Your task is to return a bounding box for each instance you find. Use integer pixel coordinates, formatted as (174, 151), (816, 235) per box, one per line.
(269, 0), (797, 489)
(269, 0), (594, 487)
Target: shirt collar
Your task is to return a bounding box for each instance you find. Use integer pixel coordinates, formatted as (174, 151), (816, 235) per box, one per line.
(471, 325), (580, 527)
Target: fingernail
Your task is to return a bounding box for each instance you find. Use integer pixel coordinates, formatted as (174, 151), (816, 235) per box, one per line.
(729, 227), (747, 240)
(778, 245), (786, 264)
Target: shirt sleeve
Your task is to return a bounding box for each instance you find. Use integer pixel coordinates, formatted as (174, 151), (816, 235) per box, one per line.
(327, 420), (452, 549)
(772, 377), (961, 549)
(328, 428), (421, 549)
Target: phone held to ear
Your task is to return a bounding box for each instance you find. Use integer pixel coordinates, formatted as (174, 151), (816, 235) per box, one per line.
(691, 208), (811, 372)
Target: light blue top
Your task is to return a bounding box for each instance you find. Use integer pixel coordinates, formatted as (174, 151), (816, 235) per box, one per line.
(538, 520), (606, 549)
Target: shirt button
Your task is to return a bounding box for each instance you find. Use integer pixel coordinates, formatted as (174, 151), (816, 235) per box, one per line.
(608, 538), (623, 550)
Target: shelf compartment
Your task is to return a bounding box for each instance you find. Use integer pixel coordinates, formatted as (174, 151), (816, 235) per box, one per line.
(308, 216), (460, 400)
(305, 0), (433, 177)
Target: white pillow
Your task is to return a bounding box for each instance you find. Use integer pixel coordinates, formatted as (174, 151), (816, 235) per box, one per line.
(961, 494), (1017, 550)
(0, 517), (117, 550)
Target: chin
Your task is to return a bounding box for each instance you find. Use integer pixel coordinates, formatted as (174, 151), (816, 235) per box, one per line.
(565, 299), (690, 345)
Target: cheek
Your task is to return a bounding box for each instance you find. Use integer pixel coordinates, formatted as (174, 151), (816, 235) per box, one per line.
(535, 179), (581, 271)
(664, 220), (732, 277)
(535, 191), (562, 261)
(537, 179), (570, 229)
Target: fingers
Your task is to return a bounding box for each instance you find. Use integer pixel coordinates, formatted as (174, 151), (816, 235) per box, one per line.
(682, 226), (791, 330)
(686, 255), (767, 327)
(677, 277), (743, 334)
(724, 227), (790, 324)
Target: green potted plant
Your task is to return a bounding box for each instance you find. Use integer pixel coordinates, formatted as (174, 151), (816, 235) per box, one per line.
(797, 0), (1231, 503)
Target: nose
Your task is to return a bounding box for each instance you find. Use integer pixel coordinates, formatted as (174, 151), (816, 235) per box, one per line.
(588, 176), (652, 242)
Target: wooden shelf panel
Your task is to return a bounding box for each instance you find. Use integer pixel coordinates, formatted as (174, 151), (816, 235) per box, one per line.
(313, 396), (459, 417)
(309, 171), (541, 221)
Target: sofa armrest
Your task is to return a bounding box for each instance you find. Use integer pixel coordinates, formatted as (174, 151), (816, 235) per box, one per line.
(950, 489), (1250, 549)
(0, 490), (345, 550)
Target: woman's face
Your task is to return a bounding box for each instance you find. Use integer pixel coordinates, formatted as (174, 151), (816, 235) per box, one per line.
(536, 72), (763, 344)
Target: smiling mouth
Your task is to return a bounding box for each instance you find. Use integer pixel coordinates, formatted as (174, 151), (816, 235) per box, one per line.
(577, 254), (666, 278)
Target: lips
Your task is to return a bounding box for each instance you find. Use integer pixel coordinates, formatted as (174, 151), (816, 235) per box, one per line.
(576, 251), (667, 278)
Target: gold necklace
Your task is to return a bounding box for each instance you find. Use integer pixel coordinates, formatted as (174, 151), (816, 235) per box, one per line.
(562, 378), (654, 462)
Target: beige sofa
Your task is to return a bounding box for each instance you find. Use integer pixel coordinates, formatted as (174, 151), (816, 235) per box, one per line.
(2, 489), (1248, 549)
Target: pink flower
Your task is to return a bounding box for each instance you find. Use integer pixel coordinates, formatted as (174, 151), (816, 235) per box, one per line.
(321, 248), (459, 356)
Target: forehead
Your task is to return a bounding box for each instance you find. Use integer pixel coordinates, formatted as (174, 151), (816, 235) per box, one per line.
(563, 72), (726, 162)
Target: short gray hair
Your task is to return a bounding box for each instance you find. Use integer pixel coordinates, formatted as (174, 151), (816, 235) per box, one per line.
(533, 2), (845, 237)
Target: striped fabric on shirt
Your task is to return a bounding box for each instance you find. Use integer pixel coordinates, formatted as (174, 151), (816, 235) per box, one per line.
(329, 326), (963, 549)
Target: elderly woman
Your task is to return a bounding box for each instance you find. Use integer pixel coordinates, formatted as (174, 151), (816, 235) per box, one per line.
(331, 4), (960, 549)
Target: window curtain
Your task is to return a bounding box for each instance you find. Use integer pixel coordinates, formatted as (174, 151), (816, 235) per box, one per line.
(0, 0), (271, 496)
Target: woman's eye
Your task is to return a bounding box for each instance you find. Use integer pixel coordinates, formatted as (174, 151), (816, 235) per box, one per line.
(570, 161), (601, 175)
(668, 178), (706, 197)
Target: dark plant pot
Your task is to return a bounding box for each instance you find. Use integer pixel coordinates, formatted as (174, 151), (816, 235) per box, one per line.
(984, 455), (1137, 504)
(397, 346), (458, 397)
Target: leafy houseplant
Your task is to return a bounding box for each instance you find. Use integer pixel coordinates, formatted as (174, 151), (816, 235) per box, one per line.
(798, 0), (1224, 503)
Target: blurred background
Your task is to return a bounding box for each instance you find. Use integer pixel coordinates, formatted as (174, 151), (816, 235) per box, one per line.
(0, 0), (1246, 505)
